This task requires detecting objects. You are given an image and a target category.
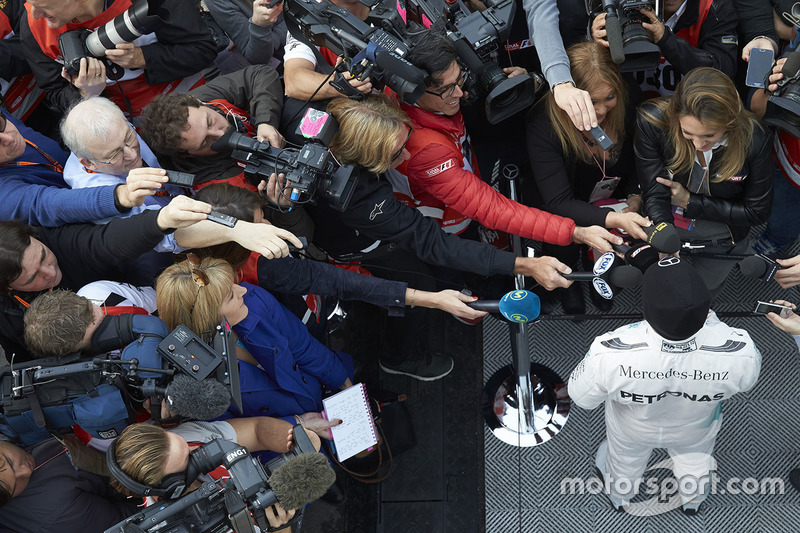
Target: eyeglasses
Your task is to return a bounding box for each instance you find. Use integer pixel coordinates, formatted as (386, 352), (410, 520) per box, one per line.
(187, 253), (209, 315)
(424, 68), (470, 100)
(0, 111), (6, 134)
(92, 123), (137, 165)
(391, 126), (413, 163)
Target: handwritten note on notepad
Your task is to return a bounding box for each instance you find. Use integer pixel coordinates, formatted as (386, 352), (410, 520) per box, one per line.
(323, 383), (378, 461)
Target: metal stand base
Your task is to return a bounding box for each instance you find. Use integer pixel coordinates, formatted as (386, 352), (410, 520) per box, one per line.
(481, 363), (570, 447)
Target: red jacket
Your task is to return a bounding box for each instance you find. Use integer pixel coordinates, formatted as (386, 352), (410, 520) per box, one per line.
(396, 103), (575, 246)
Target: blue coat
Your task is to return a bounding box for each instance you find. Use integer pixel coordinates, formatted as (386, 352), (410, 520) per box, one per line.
(221, 283), (354, 423)
(0, 114), (120, 226)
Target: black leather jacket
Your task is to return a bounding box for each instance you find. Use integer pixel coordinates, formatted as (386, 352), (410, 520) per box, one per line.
(634, 101), (773, 243)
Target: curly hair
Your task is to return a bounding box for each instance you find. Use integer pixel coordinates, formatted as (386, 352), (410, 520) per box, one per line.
(140, 93), (202, 156)
(24, 290), (94, 358)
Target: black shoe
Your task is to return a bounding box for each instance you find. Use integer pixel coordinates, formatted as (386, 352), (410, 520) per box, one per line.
(560, 284), (585, 315)
(321, 477), (346, 505)
(379, 353), (454, 381)
(789, 468), (800, 492)
(589, 286), (613, 312)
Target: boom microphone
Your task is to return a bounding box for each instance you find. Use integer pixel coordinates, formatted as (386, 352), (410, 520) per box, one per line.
(739, 254), (780, 282)
(467, 290), (541, 323)
(269, 452), (337, 510)
(164, 374), (231, 420)
(601, 0), (625, 65)
(643, 222), (681, 254)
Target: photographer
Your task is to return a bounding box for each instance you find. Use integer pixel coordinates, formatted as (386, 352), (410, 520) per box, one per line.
(591, 0), (739, 97)
(20, 0), (217, 118)
(0, 436), (139, 533)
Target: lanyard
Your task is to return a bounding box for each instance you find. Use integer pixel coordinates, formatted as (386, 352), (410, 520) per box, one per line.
(581, 136), (608, 179)
(0, 140), (64, 173)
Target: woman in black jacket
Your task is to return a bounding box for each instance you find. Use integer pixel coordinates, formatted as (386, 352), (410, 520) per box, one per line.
(635, 67), (773, 296)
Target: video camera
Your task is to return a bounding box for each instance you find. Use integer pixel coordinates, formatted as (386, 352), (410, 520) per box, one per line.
(105, 426), (330, 533)
(284, 0), (541, 124)
(58, 0), (169, 78)
(211, 108), (358, 212)
(0, 317), (242, 445)
(586, 0), (662, 72)
(764, 52), (800, 139)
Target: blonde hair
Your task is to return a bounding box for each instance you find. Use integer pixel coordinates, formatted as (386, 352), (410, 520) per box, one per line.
(544, 41), (628, 162)
(110, 424), (170, 497)
(642, 67), (757, 183)
(327, 94), (411, 174)
(156, 257), (235, 334)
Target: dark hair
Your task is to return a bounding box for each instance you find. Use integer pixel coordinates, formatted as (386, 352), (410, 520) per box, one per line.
(405, 27), (458, 87)
(0, 477), (12, 507)
(193, 184), (264, 270)
(140, 93), (202, 156)
(0, 220), (38, 293)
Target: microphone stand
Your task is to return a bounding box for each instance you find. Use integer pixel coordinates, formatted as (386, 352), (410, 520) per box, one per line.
(480, 165), (570, 447)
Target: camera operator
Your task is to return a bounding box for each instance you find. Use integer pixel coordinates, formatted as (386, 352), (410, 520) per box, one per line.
(110, 418), (321, 530)
(140, 65), (285, 186)
(0, 109), (160, 227)
(19, 0), (217, 118)
(591, 0), (739, 97)
(0, 436), (139, 533)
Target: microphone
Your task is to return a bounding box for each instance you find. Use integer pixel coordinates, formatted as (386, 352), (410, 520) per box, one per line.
(467, 290), (541, 323)
(782, 52), (800, 77)
(739, 254), (780, 282)
(602, 3), (625, 65)
(643, 222), (681, 254)
(612, 242), (660, 273)
(164, 374), (232, 420)
(562, 252), (643, 299)
(269, 452), (337, 510)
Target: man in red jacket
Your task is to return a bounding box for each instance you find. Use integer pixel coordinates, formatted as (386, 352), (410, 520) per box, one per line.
(394, 29), (643, 248)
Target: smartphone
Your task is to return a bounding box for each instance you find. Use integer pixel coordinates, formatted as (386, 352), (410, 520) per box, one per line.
(745, 48), (775, 89)
(590, 125), (614, 151)
(754, 300), (792, 317)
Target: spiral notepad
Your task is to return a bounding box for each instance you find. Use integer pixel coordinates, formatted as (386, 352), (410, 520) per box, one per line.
(322, 383), (378, 461)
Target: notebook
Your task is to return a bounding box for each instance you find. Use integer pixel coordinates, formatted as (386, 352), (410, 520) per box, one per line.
(322, 383), (378, 461)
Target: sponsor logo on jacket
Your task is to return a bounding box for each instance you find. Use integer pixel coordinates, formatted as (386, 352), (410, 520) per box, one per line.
(425, 159), (455, 177)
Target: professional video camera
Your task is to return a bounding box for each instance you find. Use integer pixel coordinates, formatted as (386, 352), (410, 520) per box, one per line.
(211, 108), (358, 212)
(0, 317), (241, 445)
(105, 425), (335, 533)
(403, 0), (541, 123)
(284, 0), (540, 124)
(586, 0), (662, 72)
(764, 52), (800, 138)
(58, 0), (170, 78)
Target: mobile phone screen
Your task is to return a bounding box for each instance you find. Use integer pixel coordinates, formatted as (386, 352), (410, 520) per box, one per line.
(754, 301), (791, 316)
(745, 48), (775, 89)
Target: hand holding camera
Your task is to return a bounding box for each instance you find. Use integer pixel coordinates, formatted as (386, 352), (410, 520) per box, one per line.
(61, 57), (107, 98)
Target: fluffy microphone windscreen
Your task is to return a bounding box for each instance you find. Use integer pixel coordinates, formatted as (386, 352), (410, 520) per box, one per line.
(270, 453), (336, 510)
(739, 255), (768, 279)
(607, 265), (644, 288)
(644, 222), (681, 254)
(498, 290), (541, 323)
(165, 375), (231, 420)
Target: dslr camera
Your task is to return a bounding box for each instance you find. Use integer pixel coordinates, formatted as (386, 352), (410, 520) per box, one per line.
(58, 0), (170, 78)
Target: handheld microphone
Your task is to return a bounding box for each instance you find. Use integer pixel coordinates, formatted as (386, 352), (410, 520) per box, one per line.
(739, 254), (780, 282)
(612, 242), (660, 273)
(269, 452), (337, 510)
(164, 374), (232, 420)
(643, 222), (681, 254)
(467, 290), (541, 323)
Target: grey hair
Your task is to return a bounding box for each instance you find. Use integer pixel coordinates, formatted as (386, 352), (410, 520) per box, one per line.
(60, 96), (128, 160)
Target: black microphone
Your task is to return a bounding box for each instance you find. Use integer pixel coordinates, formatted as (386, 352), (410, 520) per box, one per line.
(601, 0), (625, 65)
(613, 242), (660, 273)
(739, 254), (780, 282)
(269, 452), (337, 510)
(164, 374), (232, 420)
(643, 222), (681, 254)
(781, 52), (800, 78)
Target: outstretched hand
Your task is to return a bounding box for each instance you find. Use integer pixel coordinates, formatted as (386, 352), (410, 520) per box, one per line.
(572, 225), (623, 253)
(156, 195), (212, 231)
(232, 220), (303, 259)
(297, 411), (341, 440)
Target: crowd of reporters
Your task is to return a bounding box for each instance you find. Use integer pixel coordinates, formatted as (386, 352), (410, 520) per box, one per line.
(2, 0), (800, 529)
